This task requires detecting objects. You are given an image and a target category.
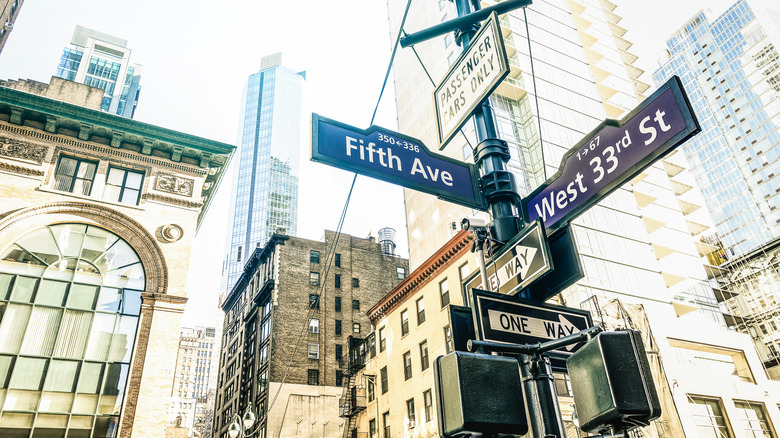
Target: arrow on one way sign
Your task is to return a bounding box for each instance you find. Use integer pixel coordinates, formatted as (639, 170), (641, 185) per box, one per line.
(487, 310), (580, 350)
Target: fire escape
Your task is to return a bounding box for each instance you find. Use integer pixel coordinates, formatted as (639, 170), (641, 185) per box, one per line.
(340, 336), (368, 438)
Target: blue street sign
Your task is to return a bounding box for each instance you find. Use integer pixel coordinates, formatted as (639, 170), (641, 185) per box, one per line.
(311, 114), (487, 210)
(522, 76), (700, 234)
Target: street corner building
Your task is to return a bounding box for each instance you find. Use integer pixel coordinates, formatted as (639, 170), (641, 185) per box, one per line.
(214, 229), (408, 438)
(0, 77), (234, 437)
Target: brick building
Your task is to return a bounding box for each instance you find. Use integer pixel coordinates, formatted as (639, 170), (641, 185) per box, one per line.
(213, 230), (408, 438)
(0, 77), (233, 437)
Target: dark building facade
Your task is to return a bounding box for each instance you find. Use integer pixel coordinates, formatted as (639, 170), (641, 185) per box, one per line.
(214, 231), (408, 438)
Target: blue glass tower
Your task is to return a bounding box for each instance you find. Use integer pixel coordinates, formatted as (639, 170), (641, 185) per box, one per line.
(223, 53), (305, 289)
(653, 0), (780, 258)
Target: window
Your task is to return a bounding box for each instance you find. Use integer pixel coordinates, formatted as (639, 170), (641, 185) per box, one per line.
(380, 366), (388, 394)
(307, 369), (319, 385)
(401, 309), (409, 336)
(309, 294), (320, 309)
(444, 325), (453, 353)
(689, 396), (732, 437)
(420, 340), (429, 371)
(403, 351), (412, 380)
(335, 296), (342, 312)
(309, 318), (319, 334)
(54, 156), (97, 195)
(368, 379), (375, 402)
(397, 266), (406, 279)
(379, 327), (386, 352)
(335, 344), (343, 361)
(352, 278), (360, 288)
(310, 272), (320, 286)
(353, 322), (361, 334)
(310, 250), (320, 263)
(336, 370), (344, 386)
(335, 253), (341, 267)
(734, 401), (774, 437)
(440, 279), (450, 307)
(335, 320), (342, 336)
(416, 297), (426, 325)
(308, 343), (319, 360)
(353, 299), (360, 310)
(335, 274), (341, 289)
(383, 411), (391, 438)
(103, 166), (143, 205)
(554, 372), (572, 397)
(369, 419), (377, 438)
(423, 389), (433, 423)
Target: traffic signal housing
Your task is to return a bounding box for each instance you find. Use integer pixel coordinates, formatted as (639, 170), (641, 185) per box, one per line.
(566, 329), (661, 434)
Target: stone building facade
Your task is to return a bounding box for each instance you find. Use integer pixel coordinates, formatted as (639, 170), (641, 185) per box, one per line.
(168, 326), (217, 437)
(213, 231), (408, 438)
(0, 78), (233, 437)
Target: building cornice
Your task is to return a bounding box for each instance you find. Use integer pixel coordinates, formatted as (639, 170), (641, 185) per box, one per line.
(368, 230), (473, 325)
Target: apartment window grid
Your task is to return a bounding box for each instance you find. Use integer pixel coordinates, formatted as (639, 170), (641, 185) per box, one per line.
(103, 166), (143, 205)
(308, 294), (319, 309)
(419, 340), (429, 371)
(307, 369), (319, 385)
(308, 318), (319, 334)
(310, 250), (319, 263)
(335, 274), (341, 289)
(383, 411), (391, 438)
(380, 366), (388, 394)
(403, 351), (413, 380)
(307, 343), (319, 360)
(369, 418), (376, 438)
(416, 297), (426, 325)
(444, 325), (453, 354)
(406, 398), (416, 426)
(54, 156), (98, 196)
(334, 253), (341, 267)
(440, 279), (450, 308)
(689, 396), (732, 438)
(353, 322), (360, 334)
(733, 400), (775, 438)
(423, 389), (433, 423)
(352, 299), (360, 310)
(335, 296), (341, 312)
(309, 272), (320, 286)
(335, 320), (342, 336)
(397, 266), (406, 279)
(401, 309), (409, 336)
(379, 327), (386, 352)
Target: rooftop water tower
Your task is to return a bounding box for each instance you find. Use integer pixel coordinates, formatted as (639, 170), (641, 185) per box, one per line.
(378, 227), (396, 256)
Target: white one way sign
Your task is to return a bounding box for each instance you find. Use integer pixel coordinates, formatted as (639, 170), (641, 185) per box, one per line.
(472, 290), (593, 357)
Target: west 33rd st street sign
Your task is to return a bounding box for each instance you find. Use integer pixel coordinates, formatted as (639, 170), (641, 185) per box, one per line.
(522, 76), (700, 235)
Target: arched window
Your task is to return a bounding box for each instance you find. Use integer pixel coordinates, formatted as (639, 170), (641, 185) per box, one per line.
(0, 223), (144, 437)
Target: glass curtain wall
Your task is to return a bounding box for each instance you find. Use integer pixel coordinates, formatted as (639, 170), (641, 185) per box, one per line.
(0, 224), (144, 438)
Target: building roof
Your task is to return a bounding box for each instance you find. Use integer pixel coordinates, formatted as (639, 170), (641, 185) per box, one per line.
(0, 84), (235, 228)
(368, 229), (473, 325)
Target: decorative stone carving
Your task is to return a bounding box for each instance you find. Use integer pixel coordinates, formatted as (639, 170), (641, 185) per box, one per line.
(0, 136), (47, 164)
(142, 193), (202, 209)
(156, 224), (184, 243)
(0, 161), (44, 176)
(155, 173), (194, 197)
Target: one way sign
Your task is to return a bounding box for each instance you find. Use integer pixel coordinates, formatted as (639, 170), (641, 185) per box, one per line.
(486, 219), (551, 295)
(472, 289), (592, 357)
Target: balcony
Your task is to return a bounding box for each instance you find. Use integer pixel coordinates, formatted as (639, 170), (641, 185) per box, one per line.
(339, 393), (367, 418)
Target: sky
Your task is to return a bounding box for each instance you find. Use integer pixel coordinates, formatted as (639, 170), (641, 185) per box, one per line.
(0, 0), (738, 327)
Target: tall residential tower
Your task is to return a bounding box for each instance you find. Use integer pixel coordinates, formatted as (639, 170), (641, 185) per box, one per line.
(654, 0), (780, 259)
(222, 53), (305, 290)
(54, 25), (142, 118)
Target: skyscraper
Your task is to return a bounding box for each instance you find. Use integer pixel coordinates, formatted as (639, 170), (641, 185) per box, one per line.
(167, 327), (217, 438)
(222, 53), (305, 290)
(55, 25), (142, 118)
(653, 0), (780, 258)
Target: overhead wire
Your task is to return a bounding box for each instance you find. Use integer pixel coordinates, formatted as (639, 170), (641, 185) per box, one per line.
(266, 0), (416, 416)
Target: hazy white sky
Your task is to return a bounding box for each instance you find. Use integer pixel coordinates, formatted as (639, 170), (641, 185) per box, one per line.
(0, 0), (737, 327)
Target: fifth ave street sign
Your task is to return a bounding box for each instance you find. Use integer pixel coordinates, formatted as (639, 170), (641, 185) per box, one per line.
(311, 113), (487, 210)
(472, 289), (592, 356)
(522, 76), (700, 235)
(434, 11), (509, 149)
(485, 219), (551, 295)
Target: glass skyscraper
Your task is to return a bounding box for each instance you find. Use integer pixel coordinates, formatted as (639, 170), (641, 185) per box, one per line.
(222, 53), (305, 290)
(653, 0), (780, 258)
(55, 26), (142, 119)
